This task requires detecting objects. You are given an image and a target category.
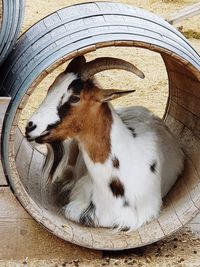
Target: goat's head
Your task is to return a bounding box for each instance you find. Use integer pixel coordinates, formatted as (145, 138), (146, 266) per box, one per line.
(25, 56), (144, 144)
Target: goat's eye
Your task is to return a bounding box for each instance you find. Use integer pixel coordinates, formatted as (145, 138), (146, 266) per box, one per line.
(69, 95), (80, 104)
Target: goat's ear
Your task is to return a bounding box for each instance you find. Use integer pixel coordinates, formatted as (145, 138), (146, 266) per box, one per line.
(65, 56), (86, 74)
(99, 89), (136, 102)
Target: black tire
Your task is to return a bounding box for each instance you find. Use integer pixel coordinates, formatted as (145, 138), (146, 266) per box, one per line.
(0, 0), (25, 66)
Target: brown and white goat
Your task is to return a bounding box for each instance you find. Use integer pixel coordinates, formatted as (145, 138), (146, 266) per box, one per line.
(26, 56), (184, 230)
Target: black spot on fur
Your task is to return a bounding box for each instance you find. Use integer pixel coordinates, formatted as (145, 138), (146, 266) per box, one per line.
(150, 160), (157, 173)
(46, 121), (60, 131)
(128, 127), (137, 138)
(57, 78), (97, 120)
(68, 78), (84, 95)
(109, 178), (125, 198)
(57, 100), (71, 120)
(112, 156), (120, 168)
(80, 202), (96, 227)
(25, 123), (37, 133)
(123, 199), (129, 207)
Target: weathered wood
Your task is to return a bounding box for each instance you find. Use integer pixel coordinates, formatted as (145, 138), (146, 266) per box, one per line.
(15, 138), (34, 192)
(0, 161), (7, 186)
(167, 2), (200, 25)
(0, 97), (10, 185)
(28, 148), (45, 206)
(158, 198), (182, 235)
(169, 166), (199, 225)
(0, 2), (200, 250)
(0, 187), (102, 260)
(0, 97), (10, 133)
(138, 220), (164, 244)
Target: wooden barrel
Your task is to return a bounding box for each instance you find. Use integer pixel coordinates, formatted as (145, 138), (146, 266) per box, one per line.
(0, 2), (200, 250)
(0, 0), (25, 66)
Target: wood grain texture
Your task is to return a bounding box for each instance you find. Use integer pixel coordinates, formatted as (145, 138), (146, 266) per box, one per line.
(0, 161), (7, 185)
(0, 187), (102, 260)
(0, 97), (10, 185)
(168, 2), (200, 25)
(3, 48), (200, 250)
(0, 2), (200, 250)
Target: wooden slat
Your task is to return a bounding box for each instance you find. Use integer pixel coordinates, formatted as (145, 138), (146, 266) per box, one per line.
(138, 220), (164, 244)
(182, 156), (200, 209)
(15, 138), (34, 191)
(168, 3), (200, 25)
(164, 114), (185, 138)
(158, 198), (182, 235)
(172, 87), (200, 118)
(88, 227), (142, 250)
(0, 97), (10, 134)
(0, 187), (102, 260)
(177, 127), (200, 176)
(0, 97), (10, 185)
(171, 72), (200, 99)
(189, 213), (200, 224)
(28, 149), (45, 206)
(0, 161), (7, 186)
(187, 213), (200, 236)
(0, 97), (10, 106)
(169, 177), (199, 226)
(14, 127), (24, 157)
(169, 101), (200, 139)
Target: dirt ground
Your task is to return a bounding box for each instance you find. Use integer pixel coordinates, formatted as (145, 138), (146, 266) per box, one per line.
(2, 228), (200, 266)
(4, 0), (200, 266)
(19, 0), (200, 131)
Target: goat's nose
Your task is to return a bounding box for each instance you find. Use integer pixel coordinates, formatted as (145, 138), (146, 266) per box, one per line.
(25, 121), (37, 134)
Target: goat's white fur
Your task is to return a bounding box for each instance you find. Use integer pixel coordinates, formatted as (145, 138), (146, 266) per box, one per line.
(63, 105), (184, 230)
(27, 73), (184, 231)
(29, 73), (77, 139)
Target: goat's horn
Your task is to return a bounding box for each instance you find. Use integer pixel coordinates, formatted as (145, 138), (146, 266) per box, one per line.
(80, 57), (145, 80)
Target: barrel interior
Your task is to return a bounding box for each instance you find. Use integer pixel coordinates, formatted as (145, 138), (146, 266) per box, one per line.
(9, 44), (200, 249)
(16, 46), (168, 206)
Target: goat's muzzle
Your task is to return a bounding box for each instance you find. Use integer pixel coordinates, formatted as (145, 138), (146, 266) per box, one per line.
(25, 121), (37, 141)
(25, 121), (51, 144)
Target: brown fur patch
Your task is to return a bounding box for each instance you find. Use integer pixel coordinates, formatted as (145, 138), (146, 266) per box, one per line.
(43, 85), (113, 163)
(109, 177), (125, 198)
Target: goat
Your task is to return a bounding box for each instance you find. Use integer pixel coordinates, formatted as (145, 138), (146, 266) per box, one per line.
(26, 56), (184, 231)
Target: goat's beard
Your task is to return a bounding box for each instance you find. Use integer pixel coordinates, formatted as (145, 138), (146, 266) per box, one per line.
(42, 141), (67, 184)
(41, 139), (80, 207)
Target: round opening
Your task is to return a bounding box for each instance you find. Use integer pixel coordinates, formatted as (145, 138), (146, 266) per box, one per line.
(17, 46), (169, 211)
(8, 43), (199, 249)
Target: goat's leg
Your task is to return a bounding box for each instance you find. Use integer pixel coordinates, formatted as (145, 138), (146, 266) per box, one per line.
(63, 174), (95, 225)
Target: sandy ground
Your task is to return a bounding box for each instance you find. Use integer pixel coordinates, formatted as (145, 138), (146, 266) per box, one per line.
(4, 0), (200, 266)
(19, 0), (200, 131)
(2, 228), (200, 266)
